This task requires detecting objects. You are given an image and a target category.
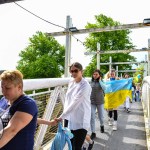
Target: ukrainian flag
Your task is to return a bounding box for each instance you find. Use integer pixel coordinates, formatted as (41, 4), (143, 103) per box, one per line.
(104, 78), (132, 109)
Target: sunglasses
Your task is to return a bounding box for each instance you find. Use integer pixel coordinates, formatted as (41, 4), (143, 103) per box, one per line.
(70, 69), (79, 73)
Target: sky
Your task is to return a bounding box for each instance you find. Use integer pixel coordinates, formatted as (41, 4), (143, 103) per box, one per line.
(0, 0), (150, 70)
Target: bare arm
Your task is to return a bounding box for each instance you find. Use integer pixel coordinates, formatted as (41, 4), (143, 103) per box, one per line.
(37, 118), (57, 126)
(0, 111), (33, 148)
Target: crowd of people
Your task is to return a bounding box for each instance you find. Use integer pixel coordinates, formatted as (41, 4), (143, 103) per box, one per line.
(0, 62), (142, 150)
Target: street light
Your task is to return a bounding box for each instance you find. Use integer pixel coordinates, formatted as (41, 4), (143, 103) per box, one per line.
(143, 18), (150, 26)
(69, 27), (78, 32)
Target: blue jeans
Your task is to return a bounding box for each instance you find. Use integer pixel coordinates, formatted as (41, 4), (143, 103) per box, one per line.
(90, 104), (104, 133)
(132, 91), (135, 101)
(136, 92), (141, 101)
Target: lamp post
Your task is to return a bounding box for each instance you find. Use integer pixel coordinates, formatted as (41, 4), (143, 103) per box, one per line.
(64, 16), (72, 77)
(97, 43), (100, 70)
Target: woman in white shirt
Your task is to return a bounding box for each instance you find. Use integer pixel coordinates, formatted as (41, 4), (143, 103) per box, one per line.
(56, 62), (92, 150)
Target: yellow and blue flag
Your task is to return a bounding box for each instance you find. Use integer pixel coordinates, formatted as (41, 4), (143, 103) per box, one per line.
(104, 78), (132, 109)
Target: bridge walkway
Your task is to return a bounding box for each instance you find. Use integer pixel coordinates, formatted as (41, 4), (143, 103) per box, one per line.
(90, 101), (147, 150)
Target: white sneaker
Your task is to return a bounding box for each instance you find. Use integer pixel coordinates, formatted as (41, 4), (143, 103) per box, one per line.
(108, 118), (113, 126)
(113, 121), (117, 131)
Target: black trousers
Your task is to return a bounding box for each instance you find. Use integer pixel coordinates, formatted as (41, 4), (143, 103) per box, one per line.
(64, 119), (87, 150)
(71, 129), (87, 150)
(108, 110), (118, 121)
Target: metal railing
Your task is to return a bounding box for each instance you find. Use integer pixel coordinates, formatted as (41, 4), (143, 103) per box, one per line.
(0, 76), (150, 149)
(0, 77), (90, 150)
(141, 76), (150, 150)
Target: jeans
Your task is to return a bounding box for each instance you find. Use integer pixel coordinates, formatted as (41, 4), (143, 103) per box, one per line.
(132, 91), (135, 101)
(136, 92), (141, 101)
(90, 104), (104, 133)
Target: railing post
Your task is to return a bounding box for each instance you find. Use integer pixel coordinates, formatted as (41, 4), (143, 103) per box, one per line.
(34, 86), (61, 150)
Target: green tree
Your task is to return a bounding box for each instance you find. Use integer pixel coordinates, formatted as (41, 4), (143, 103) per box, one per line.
(83, 14), (136, 77)
(17, 31), (65, 79)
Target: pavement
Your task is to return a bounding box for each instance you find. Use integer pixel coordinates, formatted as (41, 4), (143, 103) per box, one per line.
(87, 101), (147, 150)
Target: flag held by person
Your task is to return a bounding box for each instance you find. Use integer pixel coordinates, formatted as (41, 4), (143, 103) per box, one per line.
(104, 78), (132, 109)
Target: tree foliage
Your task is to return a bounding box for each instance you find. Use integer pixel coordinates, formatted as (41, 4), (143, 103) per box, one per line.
(83, 14), (136, 77)
(17, 32), (65, 79)
(133, 65), (144, 85)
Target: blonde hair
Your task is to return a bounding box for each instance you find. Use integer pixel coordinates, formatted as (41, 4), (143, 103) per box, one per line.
(104, 71), (111, 80)
(0, 70), (23, 87)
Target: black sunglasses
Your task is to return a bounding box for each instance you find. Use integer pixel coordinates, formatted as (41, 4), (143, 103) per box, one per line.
(70, 69), (79, 73)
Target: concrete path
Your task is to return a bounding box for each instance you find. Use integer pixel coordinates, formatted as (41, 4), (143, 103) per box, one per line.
(88, 101), (147, 150)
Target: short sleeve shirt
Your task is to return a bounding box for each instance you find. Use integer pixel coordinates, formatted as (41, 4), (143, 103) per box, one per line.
(0, 95), (38, 150)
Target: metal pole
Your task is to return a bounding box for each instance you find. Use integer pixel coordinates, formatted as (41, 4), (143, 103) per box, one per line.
(97, 43), (100, 70)
(144, 55), (148, 77)
(109, 56), (112, 71)
(99, 61), (142, 65)
(121, 73), (123, 79)
(116, 66), (118, 77)
(64, 16), (72, 77)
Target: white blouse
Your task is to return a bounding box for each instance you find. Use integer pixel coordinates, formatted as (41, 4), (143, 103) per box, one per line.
(60, 77), (92, 131)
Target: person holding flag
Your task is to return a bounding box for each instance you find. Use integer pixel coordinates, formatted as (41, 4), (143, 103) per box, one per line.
(105, 69), (119, 131)
(104, 69), (132, 131)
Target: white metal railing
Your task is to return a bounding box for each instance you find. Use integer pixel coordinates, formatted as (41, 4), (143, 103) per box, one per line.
(0, 78), (71, 95)
(0, 77), (90, 150)
(141, 76), (150, 150)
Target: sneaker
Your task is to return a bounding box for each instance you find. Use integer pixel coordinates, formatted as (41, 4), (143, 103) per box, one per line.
(108, 118), (113, 126)
(90, 132), (96, 140)
(88, 140), (94, 150)
(100, 126), (104, 133)
(113, 121), (117, 131)
(126, 108), (130, 113)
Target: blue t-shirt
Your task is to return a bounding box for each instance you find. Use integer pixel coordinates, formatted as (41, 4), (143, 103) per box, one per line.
(0, 95), (38, 150)
(110, 77), (115, 81)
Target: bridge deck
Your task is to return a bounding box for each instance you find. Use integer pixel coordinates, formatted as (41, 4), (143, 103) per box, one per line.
(89, 101), (147, 150)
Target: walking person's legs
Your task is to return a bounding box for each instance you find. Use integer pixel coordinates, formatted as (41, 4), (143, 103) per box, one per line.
(108, 110), (113, 126)
(113, 109), (118, 131)
(90, 104), (96, 139)
(132, 91), (135, 101)
(97, 104), (105, 133)
(71, 129), (87, 150)
(125, 96), (131, 113)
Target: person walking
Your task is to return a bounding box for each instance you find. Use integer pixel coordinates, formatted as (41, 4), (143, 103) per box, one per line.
(90, 69), (105, 140)
(123, 73), (131, 113)
(105, 69), (118, 131)
(0, 70), (38, 150)
(56, 62), (92, 150)
(135, 83), (141, 102)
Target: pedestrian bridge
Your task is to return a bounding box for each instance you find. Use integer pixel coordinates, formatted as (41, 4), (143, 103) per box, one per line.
(0, 76), (150, 150)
